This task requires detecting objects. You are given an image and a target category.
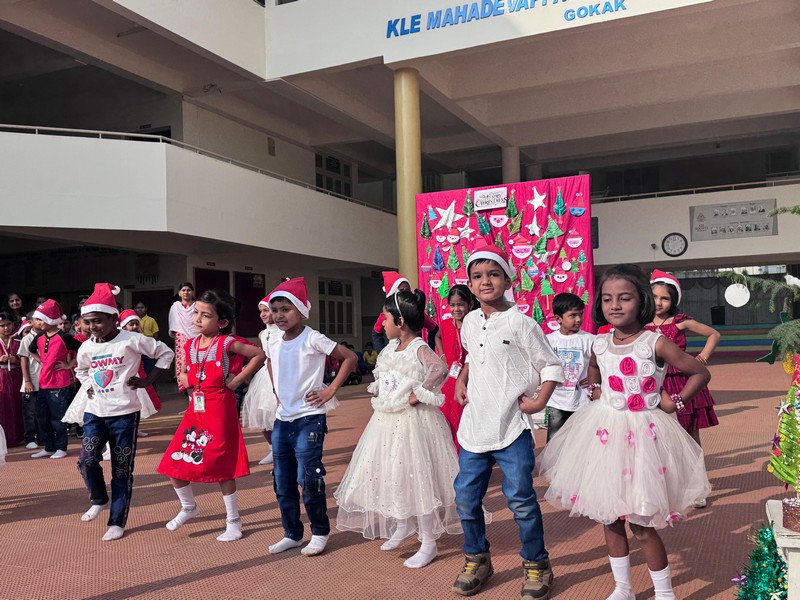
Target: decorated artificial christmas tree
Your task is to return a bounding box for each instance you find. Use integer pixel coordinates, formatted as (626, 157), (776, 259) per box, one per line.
(734, 525), (788, 599)
(420, 213), (432, 240)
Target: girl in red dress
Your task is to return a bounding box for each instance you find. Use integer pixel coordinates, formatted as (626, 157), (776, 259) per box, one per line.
(157, 290), (265, 541)
(434, 285), (478, 452)
(645, 270), (720, 508)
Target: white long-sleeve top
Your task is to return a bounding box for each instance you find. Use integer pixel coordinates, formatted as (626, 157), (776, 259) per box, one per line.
(75, 330), (174, 417)
(459, 304), (564, 453)
(367, 337), (448, 413)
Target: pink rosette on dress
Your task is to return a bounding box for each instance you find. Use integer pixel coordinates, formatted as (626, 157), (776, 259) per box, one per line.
(619, 357), (637, 376)
(641, 377), (658, 394)
(608, 375), (624, 392)
(627, 394), (646, 412)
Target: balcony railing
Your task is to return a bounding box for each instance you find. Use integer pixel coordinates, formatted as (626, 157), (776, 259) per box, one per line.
(0, 123), (396, 215)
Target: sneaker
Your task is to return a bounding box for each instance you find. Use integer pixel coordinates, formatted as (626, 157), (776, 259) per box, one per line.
(520, 559), (553, 600)
(51, 450), (68, 459)
(259, 452), (273, 465)
(452, 552), (493, 596)
(693, 499), (708, 509)
(25, 442), (38, 450)
(31, 450), (54, 458)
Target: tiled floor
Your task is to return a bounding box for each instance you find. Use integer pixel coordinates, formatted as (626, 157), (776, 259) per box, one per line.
(0, 358), (789, 599)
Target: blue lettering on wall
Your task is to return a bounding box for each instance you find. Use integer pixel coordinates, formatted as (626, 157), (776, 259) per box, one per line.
(564, 0), (625, 21)
(386, 14), (424, 38)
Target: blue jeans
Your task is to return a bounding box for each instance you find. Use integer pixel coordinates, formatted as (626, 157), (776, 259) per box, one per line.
(77, 411), (140, 527)
(272, 414), (330, 540)
(454, 431), (548, 562)
(36, 387), (71, 452)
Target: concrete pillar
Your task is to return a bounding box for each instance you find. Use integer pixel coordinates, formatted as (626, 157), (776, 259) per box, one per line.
(502, 146), (520, 183)
(394, 68), (422, 287)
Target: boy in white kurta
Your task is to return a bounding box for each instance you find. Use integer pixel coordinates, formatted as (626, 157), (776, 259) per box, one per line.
(452, 245), (563, 600)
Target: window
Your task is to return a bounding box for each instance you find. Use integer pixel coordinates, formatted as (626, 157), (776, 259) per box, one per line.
(318, 278), (354, 337)
(315, 152), (353, 198)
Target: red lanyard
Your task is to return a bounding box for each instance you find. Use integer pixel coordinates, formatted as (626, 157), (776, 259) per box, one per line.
(193, 335), (219, 382)
(453, 321), (463, 362)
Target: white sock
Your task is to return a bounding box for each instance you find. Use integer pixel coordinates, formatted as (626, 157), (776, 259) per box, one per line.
(259, 452), (273, 465)
(216, 492), (242, 542)
(268, 537), (303, 554)
(81, 503), (108, 522)
(166, 485), (199, 531)
(102, 526), (125, 541)
(381, 519), (410, 551)
(403, 539), (438, 569)
(301, 534), (329, 556)
(649, 565), (677, 600)
(607, 555), (635, 600)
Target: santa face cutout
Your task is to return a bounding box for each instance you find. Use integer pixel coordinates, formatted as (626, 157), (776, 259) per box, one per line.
(546, 317), (560, 332)
(489, 215), (509, 228)
(553, 269), (569, 283)
(447, 228), (461, 245)
(435, 234), (447, 244)
(517, 302), (530, 315)
(566, 230), (583, 249)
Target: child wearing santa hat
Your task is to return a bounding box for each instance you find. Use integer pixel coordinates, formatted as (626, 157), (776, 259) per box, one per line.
(74, 284), (175, 541)
(371, 272), (439, 352)
(265, 277), (357, 557)
(27, 299), (82, 459)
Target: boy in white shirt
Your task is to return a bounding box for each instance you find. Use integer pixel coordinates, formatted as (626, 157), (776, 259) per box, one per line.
(545, 293), (596, 442)
(75, 283), (174, 541)
(452, 245), (563, 600)
(19, 318), (43, 449)
(264, 278), (357, 558)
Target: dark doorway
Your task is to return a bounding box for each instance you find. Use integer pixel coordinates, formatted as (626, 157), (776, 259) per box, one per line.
(194, 268), (230, 295)
(234, 272), (266, 338)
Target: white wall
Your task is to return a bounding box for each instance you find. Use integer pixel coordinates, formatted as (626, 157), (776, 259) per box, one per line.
(165, 143), (398, 267)
(181, 102), (315, 185)
(592, 184), (800, 267)
(265, 0), (711, 78)
(105, 0), (267, 78)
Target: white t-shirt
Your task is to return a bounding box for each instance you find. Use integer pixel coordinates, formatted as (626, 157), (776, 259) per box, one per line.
(545, 330), (596, 412)
(75, 330), (175, 417)
(18, 331), (42, 392)
(459, 304), (564, 453)
(265, 326), (337, 421)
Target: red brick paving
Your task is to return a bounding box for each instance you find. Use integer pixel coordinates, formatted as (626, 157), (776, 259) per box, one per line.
(0, 358), (790, 599)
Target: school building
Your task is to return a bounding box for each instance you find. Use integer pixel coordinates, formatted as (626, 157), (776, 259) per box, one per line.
(0, 0), (797, 350)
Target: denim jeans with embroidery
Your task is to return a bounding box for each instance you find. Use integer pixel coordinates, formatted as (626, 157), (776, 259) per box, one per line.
(272, 414), (330, 540)
(454, 430), (549, 562)
(78, 411), (140, 527)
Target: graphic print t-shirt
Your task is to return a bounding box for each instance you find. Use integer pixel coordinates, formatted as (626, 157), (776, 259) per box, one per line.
(545, 330), (596, 411)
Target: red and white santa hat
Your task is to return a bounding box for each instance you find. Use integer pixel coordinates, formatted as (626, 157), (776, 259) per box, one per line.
(33, 299), (64, 325)
(81, 283), (121, 316)
(466, 244), (515, 280)
(268, 277), (311, 319)
(650, 269), (682, 304)
(118, 309), (139, 329)
(382, 271), (410, 297)
(257, 295), (270, 309)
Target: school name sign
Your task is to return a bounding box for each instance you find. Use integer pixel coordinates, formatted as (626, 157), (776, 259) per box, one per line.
(382, 0), (712, 57)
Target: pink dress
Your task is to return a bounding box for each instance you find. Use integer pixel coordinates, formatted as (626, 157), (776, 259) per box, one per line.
(438, 318), (465, 452)
(644, 314), (718, 433)
(0, 336), (23, 446)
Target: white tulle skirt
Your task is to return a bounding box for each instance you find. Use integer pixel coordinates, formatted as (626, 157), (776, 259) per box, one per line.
(0, 425), (6, 470)
(538, 400), (711, 529)
(62, 386), (158, 425)
(335, 403), (462, 541)
(240, 367), (278, 431)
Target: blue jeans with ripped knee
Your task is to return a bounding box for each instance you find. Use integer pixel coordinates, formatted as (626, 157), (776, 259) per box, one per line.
(272, 414), (330, 540)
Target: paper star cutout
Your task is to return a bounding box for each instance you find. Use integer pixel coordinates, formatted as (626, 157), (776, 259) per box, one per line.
(534, 249), (556, 263)
(528, 187), (546, 211)
(527, 216), (541, 238)
(458, 223), (474, 239)
(432, 201), (465, 232)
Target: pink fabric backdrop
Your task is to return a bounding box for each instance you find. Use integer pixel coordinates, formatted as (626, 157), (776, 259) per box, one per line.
(416, 175), (594, 333)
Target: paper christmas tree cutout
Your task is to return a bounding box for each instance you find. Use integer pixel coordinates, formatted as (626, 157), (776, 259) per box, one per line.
(495, 233), (505, 251)
(533, 236), (547, 255)
(531, 298), (545, 324)
(541, 278), (555, 309)
(447, 247), (460, 271)
(427, 205), (437, 220)
(463, 190), (474, 217)
(437, 272), (451, 299)
(553, 187), (566, 222)
(545, 216), (564, 239)
(477, 214), (491, 236)
(506, 189), (518, 218)
(420, 213), (432, 240)
(433, 246), (445, 271)
(521, 267), (535, 292)
(578, 249), (588, 269)
(576, 275), (585, 292)
(559, 248), (567, 260)
(461, 245), (470, 266)
(508, 211), (523, 236)
(581, 290), (589, 304)
(426, 292), (437, 318)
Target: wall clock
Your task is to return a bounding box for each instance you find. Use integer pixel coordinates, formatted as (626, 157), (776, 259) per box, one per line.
(661, 232), (688, 257)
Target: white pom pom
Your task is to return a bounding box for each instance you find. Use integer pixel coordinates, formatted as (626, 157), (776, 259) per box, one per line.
(111, 285), (121, 295)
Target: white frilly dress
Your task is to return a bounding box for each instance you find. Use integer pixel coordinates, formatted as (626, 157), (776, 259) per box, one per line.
(335, 337), (462, 541)
(240, 325), (279, 431)
(539, 331), (711, 529)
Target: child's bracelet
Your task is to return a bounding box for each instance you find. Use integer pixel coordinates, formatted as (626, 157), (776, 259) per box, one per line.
(670, 393), (685, 411)
(586, 383), (601, 399)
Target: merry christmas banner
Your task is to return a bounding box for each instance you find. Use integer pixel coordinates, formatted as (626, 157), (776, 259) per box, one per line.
(416, 175), (594, 332)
